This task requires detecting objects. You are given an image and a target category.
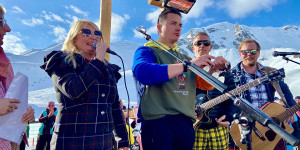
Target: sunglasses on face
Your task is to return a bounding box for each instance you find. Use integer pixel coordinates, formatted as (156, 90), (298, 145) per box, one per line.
(48, 104), (54, 107)
(81, 28), (102, 38)
(0, 17), (6, 28)
(194, 40), (211, 47)
(240, 49), (259, 55)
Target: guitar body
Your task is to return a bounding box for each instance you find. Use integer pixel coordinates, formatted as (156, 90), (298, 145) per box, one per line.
(231, 103), (294, 150)
(194, 94), (214, 130)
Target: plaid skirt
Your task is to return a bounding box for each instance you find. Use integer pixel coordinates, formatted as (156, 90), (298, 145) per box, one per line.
(194, 125), (229, 150)
(50, 132), (114, 150)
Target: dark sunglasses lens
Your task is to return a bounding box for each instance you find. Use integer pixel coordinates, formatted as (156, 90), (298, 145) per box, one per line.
(94, 31), (102, 37)
(203, 41), (210, 46)
(81, 29), (91, 36)
(195, 40), (210, 46)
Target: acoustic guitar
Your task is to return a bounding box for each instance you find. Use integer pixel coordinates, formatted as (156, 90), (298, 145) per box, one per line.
(231, 102), (300, 150)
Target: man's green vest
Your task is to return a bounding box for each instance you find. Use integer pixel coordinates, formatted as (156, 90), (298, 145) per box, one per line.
(141, 46), (196, 122)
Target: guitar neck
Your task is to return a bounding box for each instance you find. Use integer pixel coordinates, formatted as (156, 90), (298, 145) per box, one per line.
(201, 79), (261, 110)
(276, 103), (300, 122)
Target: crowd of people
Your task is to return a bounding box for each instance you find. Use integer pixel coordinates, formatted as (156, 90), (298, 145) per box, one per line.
(0, 3), (300, 150)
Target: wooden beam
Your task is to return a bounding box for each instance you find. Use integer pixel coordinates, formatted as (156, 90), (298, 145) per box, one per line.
(100, 0), (112, 61)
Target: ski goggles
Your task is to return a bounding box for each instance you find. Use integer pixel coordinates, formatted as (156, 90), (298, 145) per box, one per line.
(240, 49), (259, 55)
(0, 17), (6, 28)
(80, 28), (102, 39)
(194, 40), (211, 47)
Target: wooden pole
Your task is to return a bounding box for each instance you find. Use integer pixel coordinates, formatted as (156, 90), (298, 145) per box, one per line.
(100, 0), (112, 61)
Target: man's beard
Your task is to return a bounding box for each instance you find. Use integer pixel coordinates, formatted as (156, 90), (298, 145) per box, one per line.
(248, 62), (256, 66)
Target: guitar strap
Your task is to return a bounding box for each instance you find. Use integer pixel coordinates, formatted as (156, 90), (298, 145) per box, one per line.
(262, 67), (290, 108)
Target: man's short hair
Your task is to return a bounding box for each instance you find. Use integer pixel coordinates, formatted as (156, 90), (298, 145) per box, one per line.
(295, 96), (300, 99)
(157, 8), (182, 24)
(238, 39), (261, 52)
(193, 32), (210, 41)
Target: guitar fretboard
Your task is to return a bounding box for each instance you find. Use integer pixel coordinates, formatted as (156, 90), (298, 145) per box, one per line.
(201, 79), (261, 110)
(276, 103), (300, 122)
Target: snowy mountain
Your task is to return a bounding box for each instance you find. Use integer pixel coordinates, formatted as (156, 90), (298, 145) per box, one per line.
(7, 22), (300, 117)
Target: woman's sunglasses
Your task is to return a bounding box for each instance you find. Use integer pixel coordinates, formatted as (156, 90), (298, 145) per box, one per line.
(194, 40), (211, 47)
(81, 28), (102, 38)
(0, 17), (7, 28)
(240, 49), (259, 55)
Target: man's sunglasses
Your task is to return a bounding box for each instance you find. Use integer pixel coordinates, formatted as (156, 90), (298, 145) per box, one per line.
(0, 17), (7, 28)
(194, 40), (211, 47)
(240, 49), (259, 55)
(81, 28), (102, 38)
(48, 104), (54, 107)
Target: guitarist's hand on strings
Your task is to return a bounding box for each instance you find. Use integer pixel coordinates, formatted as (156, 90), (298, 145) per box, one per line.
(287, 114), (295, 124)
(195, 108), (203, 120)
(216, 115), (230, 128)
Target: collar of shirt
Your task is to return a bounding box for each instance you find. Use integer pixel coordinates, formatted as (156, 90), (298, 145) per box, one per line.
(144, 41), (178, 52)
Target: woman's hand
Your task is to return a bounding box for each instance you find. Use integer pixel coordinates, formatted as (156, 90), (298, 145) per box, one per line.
(0, 98), (20, 116)
(48, 109), (54, 117)
(22, 106), (35, 123)
(95, 42), (110, 61)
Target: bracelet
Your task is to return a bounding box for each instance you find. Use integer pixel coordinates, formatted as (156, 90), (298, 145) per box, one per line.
(183, 61), (190, 72)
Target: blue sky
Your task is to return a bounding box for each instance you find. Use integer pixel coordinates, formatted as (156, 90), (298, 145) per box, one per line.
(1, 0), (300, 54)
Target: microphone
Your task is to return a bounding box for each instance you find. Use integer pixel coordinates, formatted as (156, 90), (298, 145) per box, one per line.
(93, 42), (117, 55)
(272, 51), (300, 57)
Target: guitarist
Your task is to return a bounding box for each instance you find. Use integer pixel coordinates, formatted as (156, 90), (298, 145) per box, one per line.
(192, 32), (239, 150)
(230, 39), (296, 150)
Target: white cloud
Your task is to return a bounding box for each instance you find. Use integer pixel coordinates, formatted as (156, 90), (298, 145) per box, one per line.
(3, 33), (27, 55)
(65, 13), (80, 26)
(65, 5), (88, 17)
(134, 8), (161, 38)
(146, 8), (162, 24)
(218, 0), (279, 18)
(51, 26), (67, 43)
(109, 13), (130, 42)
(22, 18), (44, 27)
(42, 11), (64, 22)
(182, 0), (214, 22)
(195, 18), (215, 26)
(11, 6), (25, 14)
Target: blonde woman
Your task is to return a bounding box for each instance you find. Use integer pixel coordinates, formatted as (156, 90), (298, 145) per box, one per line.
(41, 20), (129, 150)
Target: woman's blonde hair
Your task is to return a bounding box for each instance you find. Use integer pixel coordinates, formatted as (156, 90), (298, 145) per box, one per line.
(62, 20), (102, 67)
(0, 4), (6, 18)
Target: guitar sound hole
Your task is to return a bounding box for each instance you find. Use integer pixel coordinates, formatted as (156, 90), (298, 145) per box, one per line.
(265, 130), (276, 141)
(265, 118), (284, 141)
